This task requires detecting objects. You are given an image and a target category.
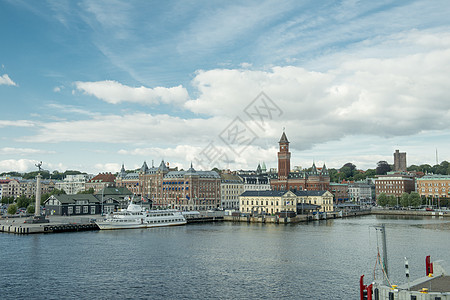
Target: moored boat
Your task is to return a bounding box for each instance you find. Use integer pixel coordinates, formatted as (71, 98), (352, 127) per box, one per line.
(95, 201), (186, 230)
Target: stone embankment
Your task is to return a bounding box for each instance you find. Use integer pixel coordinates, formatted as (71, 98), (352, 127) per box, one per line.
(371, 209), (450, 217)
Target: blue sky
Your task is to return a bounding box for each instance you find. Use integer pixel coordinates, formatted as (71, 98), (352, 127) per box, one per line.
(1, 0), (450, 174)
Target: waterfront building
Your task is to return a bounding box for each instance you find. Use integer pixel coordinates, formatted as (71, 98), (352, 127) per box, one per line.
(45, 194), (101, 216)
(239, 175), (271, 192)
(95, 186), (135, 212)
(85, 173), (116, 193)
(348, 182), (373, 203)
(269, 131), (330, 192)
(0, 179), (21, 199)
(375, 172), (415, 199)
(44, 187), (135, 215)
(115, 164), (140, 195)
(55, 174), (93, 194)
(416, 175), (450, 199)
(161, 164), (221, 211)
(329, 182), (349, 203)
(239, 190), (333, 215)
(18, 178), (56, 198)
(220, 173), (244, 210)
(138, 160), (173, 204)
(393, 149), (407, 172)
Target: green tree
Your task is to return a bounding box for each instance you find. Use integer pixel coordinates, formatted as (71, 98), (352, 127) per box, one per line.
(340, 163), (356, 180)
(408, 192), (422, 207)
(1, 196), (15, 204)
(376, 161), (391, 175)
(377, 193), (388, 207)
(329, 168), (339, 182)
(27, 205), (35, 214)
(7, 204), (17, 215)
(364, 169), (376, 178)
(16, 195), (31, 208)
(400, 193), (410, 207)
(387, 195), (397, 207)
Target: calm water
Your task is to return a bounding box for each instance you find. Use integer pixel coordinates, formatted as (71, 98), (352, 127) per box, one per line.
(1, 215), (450, 299)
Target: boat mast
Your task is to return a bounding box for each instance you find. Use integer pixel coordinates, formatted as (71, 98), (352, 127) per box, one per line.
(381, 224), (388, 278)
(374, 224), (389, 281)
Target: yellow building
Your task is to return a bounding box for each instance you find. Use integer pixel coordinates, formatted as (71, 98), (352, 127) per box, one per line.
(416, 175), (450, 199)
(239, 190), (334, 215)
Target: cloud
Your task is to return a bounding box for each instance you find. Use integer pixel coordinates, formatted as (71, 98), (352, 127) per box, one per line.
(53, 86), (63, 92)
(74, 80), (189, 105)
(117, 144), (277, 172)
(93, 162), (121, 174)
(0, 120), (35, 128)
(18, 113), (226, 144)
(47, 103), (98, 116)
(0, 74), (17, 86)
(0, 159), (39, 173)
(0, 147), (55, 155)
(185, 30), (450, 152)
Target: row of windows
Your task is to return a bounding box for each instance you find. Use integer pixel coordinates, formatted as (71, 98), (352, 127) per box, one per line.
(421, 188), (447, 192)
(418, 182), (450, 187)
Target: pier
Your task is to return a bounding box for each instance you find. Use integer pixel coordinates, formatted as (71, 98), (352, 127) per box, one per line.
(224, 210), (371, 223)
(0, 215), (99, 234)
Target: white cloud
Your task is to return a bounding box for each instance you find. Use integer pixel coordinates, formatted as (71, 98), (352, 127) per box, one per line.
(93, 162), (121, 174)
(75, 80), (189, 105)
(19, 113), (226, 144)
(0, 147), (55, 155)
(0, 74), (17, 86)
(0, 120), (35, 128)
(53, 86), (63, 92)
(117, 144), (278, 172)
(185, 30), (450, 152)
(0, 159), (38, 173)
(176, 1), (293, 55)
(47, 103), (98, 116)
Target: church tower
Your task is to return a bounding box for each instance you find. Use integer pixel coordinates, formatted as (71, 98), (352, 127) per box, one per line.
(278, 131), (291, 180)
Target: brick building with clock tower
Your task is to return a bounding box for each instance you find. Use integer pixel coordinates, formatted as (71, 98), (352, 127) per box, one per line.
(269, 131), (330, 192)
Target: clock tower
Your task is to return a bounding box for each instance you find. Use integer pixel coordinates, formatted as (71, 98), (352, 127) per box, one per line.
(278, 131), (291, 180)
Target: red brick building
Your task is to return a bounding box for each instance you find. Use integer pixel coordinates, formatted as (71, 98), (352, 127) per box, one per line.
(375, 173), (415, 199)
(269, 132), (330, 192)
(85, 173), (116, 193)
(161, 163), (221, 210)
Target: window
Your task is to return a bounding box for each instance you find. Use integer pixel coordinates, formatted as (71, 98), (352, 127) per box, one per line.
(76, 206), (80, 214)
(91, 206), (95, 214)
(83, 206), (88, 213)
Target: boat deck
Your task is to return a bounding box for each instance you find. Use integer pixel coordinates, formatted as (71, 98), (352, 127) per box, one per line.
(410, 275), (450, 293)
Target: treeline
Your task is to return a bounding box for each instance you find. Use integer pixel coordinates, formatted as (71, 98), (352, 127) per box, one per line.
(407, 161), (450, 175)
(0, 170), (87, 180)
(377, 192), (449, 208)
(327, 160), (450, 183)
(1, 188), (95, 208)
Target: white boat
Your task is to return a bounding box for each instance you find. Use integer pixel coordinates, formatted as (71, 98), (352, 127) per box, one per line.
(95, 201), (187, 230)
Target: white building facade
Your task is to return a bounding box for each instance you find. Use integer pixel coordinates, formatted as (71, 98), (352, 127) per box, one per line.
(55, 174), (94, 195)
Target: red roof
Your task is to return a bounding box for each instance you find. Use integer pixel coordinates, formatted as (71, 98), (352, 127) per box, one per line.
(88, 173), (116, 183)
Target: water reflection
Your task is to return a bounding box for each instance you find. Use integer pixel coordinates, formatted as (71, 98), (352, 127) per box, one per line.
(1, 215), (450, 299)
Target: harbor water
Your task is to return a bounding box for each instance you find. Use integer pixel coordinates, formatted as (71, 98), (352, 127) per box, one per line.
(1, 215), (450, 299)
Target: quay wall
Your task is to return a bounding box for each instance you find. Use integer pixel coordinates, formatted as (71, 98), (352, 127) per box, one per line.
(371, 209), (450, 217)
(224, 210), (371, 223)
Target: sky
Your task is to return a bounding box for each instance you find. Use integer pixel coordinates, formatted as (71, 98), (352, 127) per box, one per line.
(1, 0), (450, 175)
